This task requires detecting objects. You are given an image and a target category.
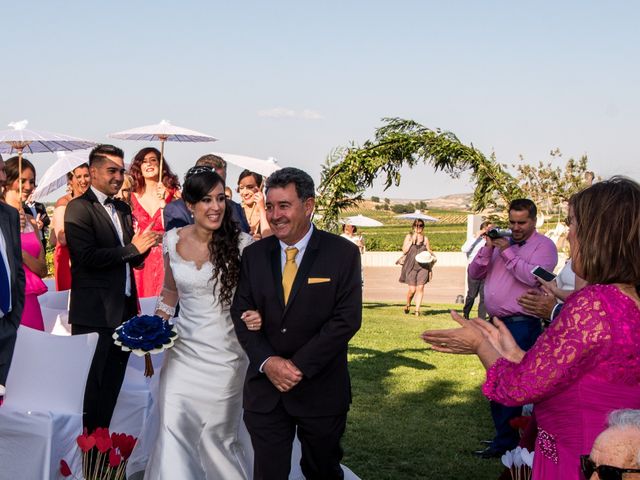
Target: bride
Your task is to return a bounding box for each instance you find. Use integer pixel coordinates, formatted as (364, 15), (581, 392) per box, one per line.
(144, 166), (260, 479)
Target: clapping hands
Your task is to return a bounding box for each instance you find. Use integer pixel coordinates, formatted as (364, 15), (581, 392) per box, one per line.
(132, 220), (161, 254)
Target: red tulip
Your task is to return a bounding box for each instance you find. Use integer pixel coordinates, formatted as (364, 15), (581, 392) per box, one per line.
(93, 427), (111, 439)
(119, 434), (137, 460)
(109, 449), (122, 468)
(76, 432), (96, 452)
(59, 459), (72, 477)
(95, 434), (112, 454)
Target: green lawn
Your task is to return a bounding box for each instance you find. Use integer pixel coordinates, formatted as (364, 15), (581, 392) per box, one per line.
(343, 302), (503, 480)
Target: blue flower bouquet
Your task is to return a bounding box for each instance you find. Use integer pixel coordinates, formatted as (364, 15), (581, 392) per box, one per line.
(112, 314), (178, 377)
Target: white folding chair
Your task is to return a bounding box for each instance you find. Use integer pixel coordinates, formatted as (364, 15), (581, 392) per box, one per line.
(38, 289), (70, 311)
(0, 328), (98, 480)
(138, 296), (158, 315)
(42, 277), (56, 292)
(41, 306), (71, 336)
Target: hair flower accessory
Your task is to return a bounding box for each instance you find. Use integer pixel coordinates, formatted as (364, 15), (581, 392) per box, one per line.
(113, 314), (177, 376)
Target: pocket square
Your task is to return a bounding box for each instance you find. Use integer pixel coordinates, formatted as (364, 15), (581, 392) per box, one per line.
(308, 277), (331, 284)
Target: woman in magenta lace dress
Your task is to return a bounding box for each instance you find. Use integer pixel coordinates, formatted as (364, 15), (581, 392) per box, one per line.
(2, 157), (48, 330)
(128, 147), (180, 298)
(422, 177), (640, 480)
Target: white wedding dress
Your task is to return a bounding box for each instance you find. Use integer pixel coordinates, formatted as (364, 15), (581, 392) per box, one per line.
(142, 228), (254, 479)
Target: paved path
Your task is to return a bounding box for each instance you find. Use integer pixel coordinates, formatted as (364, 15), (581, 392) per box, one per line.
(363, 265), (467, 304)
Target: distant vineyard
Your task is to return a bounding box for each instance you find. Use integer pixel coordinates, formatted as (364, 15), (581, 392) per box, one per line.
(337, 206), (469, 252)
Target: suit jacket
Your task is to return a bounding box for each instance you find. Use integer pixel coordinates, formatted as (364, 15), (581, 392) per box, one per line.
(64, 189), (148, 329)
(231, 228), (362, 416)
(164, 198), (250, 233)
(0, 202), (26, 383)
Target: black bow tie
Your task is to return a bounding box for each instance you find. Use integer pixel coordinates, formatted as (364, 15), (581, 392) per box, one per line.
(510, 238), (526, 247)
(104, 197), (116, 206)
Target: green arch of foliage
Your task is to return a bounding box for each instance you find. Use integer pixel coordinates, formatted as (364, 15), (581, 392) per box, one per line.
(315, 118), (522, 231)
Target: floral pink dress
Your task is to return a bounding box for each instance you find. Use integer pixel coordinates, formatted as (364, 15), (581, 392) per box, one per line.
(21, 228), (47, 330)
(483, 284), (640, 480)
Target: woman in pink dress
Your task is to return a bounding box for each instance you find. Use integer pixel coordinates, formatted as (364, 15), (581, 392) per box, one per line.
(128, 147), (180, 298)
(422, 177), (640, 479)
(52, 163), (90, 291)
(2, 157), (48, 330)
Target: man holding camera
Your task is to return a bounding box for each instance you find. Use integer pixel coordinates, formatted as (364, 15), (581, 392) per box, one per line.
(468, 199), (557, 458)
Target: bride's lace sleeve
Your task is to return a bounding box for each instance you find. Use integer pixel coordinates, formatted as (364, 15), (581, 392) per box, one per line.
(483, 285), (612, 406)
(155, 235), (179, 320)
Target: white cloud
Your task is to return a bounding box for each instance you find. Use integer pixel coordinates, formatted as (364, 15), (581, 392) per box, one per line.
(257, 107), (323, 120)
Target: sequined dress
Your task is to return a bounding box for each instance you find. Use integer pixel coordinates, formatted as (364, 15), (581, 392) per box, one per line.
(483, 284), (640, 479)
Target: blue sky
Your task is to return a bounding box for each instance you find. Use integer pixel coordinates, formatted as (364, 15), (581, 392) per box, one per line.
(2, 1), (639, 200)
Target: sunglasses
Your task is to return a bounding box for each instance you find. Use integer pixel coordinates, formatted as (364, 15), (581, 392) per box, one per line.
(580, 455), (640, 480)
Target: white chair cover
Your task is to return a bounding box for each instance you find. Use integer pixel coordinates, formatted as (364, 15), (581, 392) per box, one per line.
(41, 306), (71, 336)
(138, 296), (158, 315)
(42, 277), (56, 292)
(0, 328), (98, 480)
(38, 289), (70, 311)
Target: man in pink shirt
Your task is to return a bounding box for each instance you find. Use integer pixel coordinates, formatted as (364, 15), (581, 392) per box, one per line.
(468, 198), (557, 458)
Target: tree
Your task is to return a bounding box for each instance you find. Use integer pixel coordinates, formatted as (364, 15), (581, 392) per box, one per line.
(515, 149), (594, 217)
(371, 196), (380, 203)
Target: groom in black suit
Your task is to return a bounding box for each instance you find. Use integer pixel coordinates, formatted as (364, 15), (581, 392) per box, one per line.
(0, 154), (26, 398)
(65, 145), (159, 432)
(232, 167), (362, 480)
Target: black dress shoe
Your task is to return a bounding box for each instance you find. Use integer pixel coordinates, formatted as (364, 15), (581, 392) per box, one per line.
(480, 439), (493, 445)
(473, 446), (505, 459)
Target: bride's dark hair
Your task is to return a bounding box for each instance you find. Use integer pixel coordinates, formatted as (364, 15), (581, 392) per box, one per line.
(182, 167), (240, 305)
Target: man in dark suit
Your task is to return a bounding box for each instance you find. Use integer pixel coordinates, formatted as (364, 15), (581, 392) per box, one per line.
(164, 153), (249, 232)
(231, 167), (362, 480)
(0, 154), (26, 399)
(65, 144), (159, 432)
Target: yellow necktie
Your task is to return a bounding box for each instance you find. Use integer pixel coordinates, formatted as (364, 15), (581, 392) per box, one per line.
(282, 247), (299, 304)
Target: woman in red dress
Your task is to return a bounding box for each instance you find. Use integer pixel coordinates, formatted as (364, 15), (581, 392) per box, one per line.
(128, 147), (180, 298)
(52, 163), (91, 291)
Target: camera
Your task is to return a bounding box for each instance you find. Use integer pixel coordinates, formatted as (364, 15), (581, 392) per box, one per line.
(486, 228), (512, 239)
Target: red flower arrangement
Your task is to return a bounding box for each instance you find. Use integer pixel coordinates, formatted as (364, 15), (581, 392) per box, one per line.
(60, 427), (136, 480)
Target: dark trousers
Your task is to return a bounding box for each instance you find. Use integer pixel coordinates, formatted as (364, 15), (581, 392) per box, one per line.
(463, 273), (486, 319)
(0, 314), (20, 386)
(72, 295), (135, 433)
(244, 401), (347, 480)
(490, 315), (542, 451)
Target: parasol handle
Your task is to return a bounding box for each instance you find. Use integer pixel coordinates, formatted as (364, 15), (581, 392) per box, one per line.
(158, 137), (166, 185)
(18, 150), (23, 200)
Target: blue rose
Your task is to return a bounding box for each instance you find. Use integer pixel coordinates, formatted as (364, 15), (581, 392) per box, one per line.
(115, 315), (177, 352)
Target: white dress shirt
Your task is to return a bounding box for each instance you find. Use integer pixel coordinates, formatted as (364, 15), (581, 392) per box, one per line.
(90, 186), (131, 296)
(0, 225), (11, 317)
(278, 223), (314, 272)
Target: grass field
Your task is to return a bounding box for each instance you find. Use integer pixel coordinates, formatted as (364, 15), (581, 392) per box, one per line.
(342, 302), (503, 480)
